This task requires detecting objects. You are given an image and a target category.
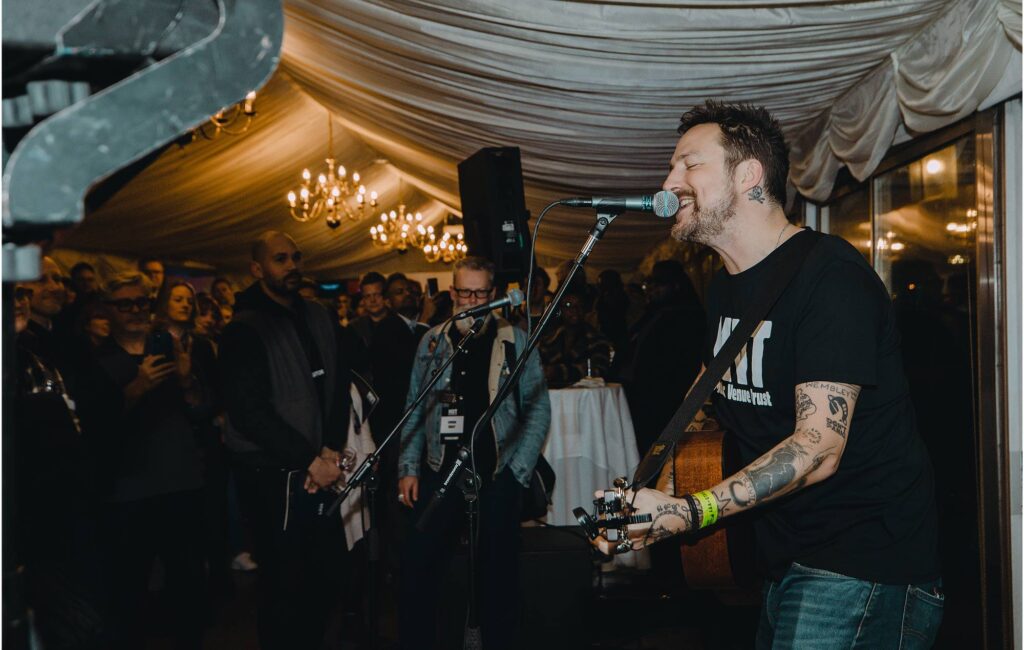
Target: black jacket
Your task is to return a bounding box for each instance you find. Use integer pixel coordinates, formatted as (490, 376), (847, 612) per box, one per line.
(219, 283), (352, 469)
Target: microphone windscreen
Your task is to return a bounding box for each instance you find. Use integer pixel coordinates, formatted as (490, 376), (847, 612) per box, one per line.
(506, 288), (525, 307)
(652, 190), (680, 218)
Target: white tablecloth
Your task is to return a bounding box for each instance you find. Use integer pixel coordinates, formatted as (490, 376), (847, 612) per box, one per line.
(542, 383), (649, 569)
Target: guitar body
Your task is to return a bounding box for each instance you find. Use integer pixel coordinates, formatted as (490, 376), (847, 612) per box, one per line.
(667, 429), (757, 591)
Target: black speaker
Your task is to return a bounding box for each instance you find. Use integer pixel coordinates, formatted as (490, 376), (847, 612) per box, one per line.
(440, 526), (593, 648)
(457, 147), (532, 284)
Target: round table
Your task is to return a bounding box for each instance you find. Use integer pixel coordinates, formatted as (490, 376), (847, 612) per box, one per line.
(542, 383), (650, 569)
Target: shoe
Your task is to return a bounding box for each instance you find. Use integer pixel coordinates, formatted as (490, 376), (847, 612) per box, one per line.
(231, 551), (258, 572)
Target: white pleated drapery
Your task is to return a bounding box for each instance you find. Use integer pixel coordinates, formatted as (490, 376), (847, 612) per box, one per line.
(61, 0), (1021, 274)
(790, 0), (1021, 201)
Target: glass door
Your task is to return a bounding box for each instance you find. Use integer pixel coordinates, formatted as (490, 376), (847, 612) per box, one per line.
(873, 136), (980, 647)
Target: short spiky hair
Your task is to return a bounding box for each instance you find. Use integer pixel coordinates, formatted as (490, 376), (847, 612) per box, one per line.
(678, 100), (789, 207)
(453, 256), (495, 285)
(103, 272), (151, 300)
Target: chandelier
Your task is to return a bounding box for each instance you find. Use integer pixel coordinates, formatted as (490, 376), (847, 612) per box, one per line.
(422, 214), (467, 264)
(369, 204), (429, 253)
(194, 91), (257, 140)
(286, 112), (378, 228)
(422, 229), (468, 264)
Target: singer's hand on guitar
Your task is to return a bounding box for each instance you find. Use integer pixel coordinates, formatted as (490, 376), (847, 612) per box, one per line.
(590, 487), (695, 555)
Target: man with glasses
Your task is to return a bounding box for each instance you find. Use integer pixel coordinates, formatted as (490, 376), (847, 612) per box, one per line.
(91, 272), (208, 648)
(218, 231), (352, 650)
(396, 256), (551, 650)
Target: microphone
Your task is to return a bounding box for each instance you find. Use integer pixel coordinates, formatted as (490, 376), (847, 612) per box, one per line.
(560, 190), (679, 218)
(453, 289), (525, 320)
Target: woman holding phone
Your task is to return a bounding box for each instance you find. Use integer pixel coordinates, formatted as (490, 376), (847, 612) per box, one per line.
(153, 280), (235, 600)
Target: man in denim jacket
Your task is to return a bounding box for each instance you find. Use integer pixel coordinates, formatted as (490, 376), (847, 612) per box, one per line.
(396, 256), (550, 650)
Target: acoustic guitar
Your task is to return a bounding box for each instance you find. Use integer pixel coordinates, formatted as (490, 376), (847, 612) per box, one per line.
(658, 427), (758, 592)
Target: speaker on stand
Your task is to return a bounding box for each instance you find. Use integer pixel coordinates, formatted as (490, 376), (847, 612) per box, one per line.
(457, 147), (533, 286)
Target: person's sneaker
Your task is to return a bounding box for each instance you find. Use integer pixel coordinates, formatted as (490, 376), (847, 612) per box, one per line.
(231, 552), (258, 572)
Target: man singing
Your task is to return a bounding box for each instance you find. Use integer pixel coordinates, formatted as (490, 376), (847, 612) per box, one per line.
(396, 256), (550, 650)
(594, 101), (942, 648)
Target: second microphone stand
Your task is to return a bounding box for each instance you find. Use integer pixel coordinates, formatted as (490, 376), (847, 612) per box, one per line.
(323, 315), (486, 649)
(417, 209), (624, 649)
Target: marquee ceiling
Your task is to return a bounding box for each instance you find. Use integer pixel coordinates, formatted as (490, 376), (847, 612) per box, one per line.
(60, 0), (1021, 276)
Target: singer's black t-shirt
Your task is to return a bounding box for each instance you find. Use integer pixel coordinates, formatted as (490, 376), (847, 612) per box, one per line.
(704, 230), (939, 584)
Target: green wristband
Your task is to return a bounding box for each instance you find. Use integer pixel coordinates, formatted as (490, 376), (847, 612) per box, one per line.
(693, 490), (718, 528)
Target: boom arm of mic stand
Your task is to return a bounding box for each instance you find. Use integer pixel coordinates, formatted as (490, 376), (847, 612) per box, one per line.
(324, 316), (486, 517)
(417, 211), (622, 531)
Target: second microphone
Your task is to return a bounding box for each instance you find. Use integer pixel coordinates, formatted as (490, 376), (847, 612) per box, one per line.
(453, 288), (525, 320)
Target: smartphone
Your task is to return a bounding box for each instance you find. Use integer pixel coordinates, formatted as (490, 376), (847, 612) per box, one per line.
(145, 330), (174, 361)
(427, 277), (439, 296)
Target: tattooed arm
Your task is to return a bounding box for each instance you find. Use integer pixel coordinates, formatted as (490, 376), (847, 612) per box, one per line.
(593, 381), (860, 554)
(705, 381), (859, 520)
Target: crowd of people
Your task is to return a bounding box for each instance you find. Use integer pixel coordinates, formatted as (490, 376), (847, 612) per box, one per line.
(11, 98), (944, 650)
(11, 240), (705, 649)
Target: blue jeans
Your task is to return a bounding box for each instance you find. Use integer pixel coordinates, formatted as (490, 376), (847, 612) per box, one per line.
(757, 562), (943, 649)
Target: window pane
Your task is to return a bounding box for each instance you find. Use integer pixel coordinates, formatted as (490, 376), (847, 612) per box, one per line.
(873, 138), (977, 295)
(826, 187), (871, 262)
(874, 135), (981, 646)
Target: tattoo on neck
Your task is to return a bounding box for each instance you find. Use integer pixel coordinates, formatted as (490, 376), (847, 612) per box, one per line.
(748, 186), (765, 204)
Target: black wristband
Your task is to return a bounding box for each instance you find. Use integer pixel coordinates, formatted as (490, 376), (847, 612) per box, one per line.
(682, 493), (700, 530)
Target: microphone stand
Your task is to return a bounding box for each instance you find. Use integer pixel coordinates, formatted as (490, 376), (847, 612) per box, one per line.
(417, 209), (623, 650)
(323, 315), (486, 649)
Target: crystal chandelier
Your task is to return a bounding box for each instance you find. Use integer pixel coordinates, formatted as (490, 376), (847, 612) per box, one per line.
(286, 112), (378, 228)
(423, 215), (468, 264)
(369, 204), (429, 253)
(194, 91), (257, 140)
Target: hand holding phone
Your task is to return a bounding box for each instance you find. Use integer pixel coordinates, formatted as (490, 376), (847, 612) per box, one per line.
(145, 330), (175, 361)
(135, 355), (176, 391)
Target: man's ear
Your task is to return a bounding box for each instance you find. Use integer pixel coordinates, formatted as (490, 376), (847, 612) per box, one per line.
(250, 260), (264, 280)
(736, 159), (765, 194)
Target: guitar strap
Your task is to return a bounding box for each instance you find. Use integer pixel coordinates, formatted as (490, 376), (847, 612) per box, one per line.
(631, 229), (825, 489)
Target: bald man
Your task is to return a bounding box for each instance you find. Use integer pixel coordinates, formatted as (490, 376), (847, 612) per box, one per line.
(219, 231), (354, 649)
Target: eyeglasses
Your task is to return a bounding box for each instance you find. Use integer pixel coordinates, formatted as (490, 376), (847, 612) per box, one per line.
(14, 287), (34, 301)
(104, 297), (153, 313)
(452, 287), (492, 299)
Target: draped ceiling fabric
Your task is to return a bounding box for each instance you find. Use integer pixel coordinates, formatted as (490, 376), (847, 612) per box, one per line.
(62, 0), (1021, 276)
(791, 0), (1023, 200)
